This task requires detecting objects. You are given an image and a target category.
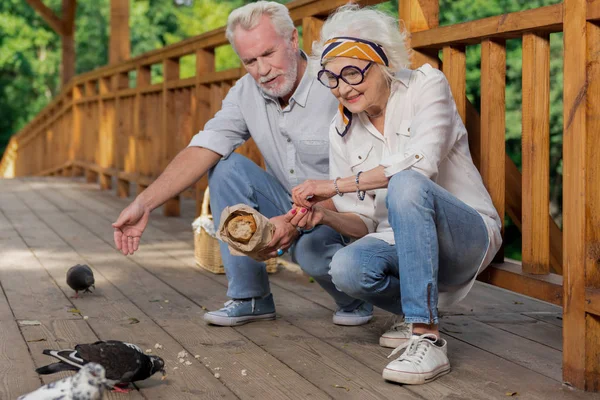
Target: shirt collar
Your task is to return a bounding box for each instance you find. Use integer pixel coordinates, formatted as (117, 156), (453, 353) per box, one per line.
(395, 68), (413, 88)
(259, 51), (312, 107)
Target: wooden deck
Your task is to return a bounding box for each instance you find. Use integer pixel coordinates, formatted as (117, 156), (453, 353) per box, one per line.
(0, 177), (597, 400)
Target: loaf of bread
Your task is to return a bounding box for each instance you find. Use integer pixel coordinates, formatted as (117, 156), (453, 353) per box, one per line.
(226, 214), (257, 243)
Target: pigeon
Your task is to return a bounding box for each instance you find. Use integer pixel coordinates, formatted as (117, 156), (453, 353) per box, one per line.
(66, 264), (95, 298)
(36, 340), (165, 391)
(19, 362), (106, 400)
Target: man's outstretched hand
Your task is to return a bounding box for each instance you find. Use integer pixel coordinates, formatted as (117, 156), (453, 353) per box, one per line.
(112, 200), (150, 255)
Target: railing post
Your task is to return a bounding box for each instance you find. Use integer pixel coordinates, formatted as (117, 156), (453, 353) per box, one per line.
(98, 76), (113, 190)
(194, 49), (215, 217)
(113, 71), (130, 198)
(563, 0), (600, 391)
(163, 57), (181, 216)
(522, 32), (550, 274)
(134, 66), (151, 195)
(480, 39), (506, 263)
(442, 46), (466, 124)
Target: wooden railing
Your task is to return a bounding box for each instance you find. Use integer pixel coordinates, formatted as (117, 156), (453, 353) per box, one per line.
(1, 0), (600, 390)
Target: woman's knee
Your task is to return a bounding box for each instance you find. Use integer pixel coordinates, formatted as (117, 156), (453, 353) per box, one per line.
(386, 170), (430, 210)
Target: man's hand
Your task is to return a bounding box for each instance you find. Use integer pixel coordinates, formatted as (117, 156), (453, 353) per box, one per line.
(112, 200), (150, 255)
(256, 214), (300, 260)
(284, 205), (324, 230)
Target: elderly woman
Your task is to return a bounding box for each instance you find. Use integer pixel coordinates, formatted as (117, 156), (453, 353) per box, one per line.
(286, 5), (502, 385)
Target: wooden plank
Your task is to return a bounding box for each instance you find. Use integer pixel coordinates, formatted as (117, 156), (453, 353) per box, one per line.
(562, 0), (589, 390)
(477, 262), (562, 305)
(522, 32), (551, 274)
(584, 15), (600, 393)
(22, 180), (331, 400)
(442, 46), (466, 123)
(163, 57), (181, 217)
(0, 199), (77, 321)
(411, 4), (563, 49)
(440, 315), (562, 381)
(471, 313), (562, 351)
(590, 0), (600, 21)
(0, 320), (42, 399)
(480, 39), (506, 263)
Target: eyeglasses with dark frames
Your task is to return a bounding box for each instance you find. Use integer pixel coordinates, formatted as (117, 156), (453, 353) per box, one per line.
(317, 62), (374, 89)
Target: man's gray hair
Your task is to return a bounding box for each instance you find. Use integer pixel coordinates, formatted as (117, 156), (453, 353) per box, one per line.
(310, 4), (411, 81)
(226, 1), (295, 49)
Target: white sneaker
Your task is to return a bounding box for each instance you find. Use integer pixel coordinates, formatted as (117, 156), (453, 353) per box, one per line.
(382, 333), (451, 385)
(379, 320), (413, 348)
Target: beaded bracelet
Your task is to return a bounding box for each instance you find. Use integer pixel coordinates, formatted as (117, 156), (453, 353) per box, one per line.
(333, 177), (344, 197)
(355, 171), (366, 201)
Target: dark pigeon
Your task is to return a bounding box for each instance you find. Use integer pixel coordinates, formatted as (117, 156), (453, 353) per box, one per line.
(19, 362), (106, 400)
(35, 340), (165, 390)
(66, 264), (95, 298)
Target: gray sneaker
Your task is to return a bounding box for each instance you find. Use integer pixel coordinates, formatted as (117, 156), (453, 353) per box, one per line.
(332, 302), (373, 326)
(204, 293), (276, 326)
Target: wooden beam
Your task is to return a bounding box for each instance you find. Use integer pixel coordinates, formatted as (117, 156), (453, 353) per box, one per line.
(411, 4), (563, 49)
(109, 0), (130, 64)
(62, 0), (76, 35)
(480, 39), (506, 263)
(442, 46), (466, 123)
(562, 0), (591, 390)
(302, 17), (324, 55)
(522, 33), (550, 275)
(400, 0), (440, 69)
(477, 261), (562, 306)
(25, 0), (66, 36)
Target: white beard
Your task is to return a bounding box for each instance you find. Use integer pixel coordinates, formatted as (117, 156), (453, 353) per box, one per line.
(259, 47), (298, 99)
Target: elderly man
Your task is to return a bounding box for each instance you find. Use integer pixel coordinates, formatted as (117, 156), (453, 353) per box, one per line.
(112, 1), (372, 327)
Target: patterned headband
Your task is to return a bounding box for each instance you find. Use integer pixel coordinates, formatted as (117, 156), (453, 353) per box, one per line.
(321, 37), (389, 137)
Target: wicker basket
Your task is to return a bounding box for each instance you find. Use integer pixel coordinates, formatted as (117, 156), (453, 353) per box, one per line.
(193, 188), (278, 274)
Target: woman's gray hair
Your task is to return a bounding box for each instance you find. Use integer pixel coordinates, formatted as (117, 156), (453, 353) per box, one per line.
(310, 4), (411, 82)
(226, 1), (295, 50)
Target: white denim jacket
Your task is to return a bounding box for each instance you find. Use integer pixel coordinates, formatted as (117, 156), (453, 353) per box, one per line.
(330, 64), (502, 306)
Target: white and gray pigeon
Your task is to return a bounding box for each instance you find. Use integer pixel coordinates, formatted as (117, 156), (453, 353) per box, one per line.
(66, 264), (95, 298)
(36, 340), (165, 389)
(18, 362), (106, 400)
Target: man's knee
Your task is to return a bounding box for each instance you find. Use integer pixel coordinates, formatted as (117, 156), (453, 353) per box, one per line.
(208, 153), (252, 185)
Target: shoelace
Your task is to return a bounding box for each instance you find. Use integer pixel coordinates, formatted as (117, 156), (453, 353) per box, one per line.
(223, 298), (256, 313)
(387, 333), (439, 364)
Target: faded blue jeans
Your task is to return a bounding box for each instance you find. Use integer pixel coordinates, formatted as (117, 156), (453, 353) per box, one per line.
(208, 153), (363, 311)
(329, 170), (489, 325)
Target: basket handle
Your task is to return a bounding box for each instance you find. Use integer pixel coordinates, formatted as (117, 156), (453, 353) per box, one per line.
(201, 187), (211, 218)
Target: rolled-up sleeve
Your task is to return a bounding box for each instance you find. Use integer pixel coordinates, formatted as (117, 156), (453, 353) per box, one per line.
(329, 125), (378, 233)
(380, 66), (460, 180)
(188, 81), (251, 159)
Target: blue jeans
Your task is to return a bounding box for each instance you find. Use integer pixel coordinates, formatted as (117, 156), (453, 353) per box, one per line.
(208, 153), (363, 311)
(329, 170), (489, 325)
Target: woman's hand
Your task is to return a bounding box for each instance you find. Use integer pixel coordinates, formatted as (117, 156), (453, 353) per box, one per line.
(284, 204), (325, 231)
(291, 179), (336, 208)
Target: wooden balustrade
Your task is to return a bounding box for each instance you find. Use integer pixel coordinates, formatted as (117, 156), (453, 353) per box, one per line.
(2, 0), (600, 389)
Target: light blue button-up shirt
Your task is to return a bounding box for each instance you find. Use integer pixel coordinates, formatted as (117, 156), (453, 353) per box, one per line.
(188, 57), (338, 192)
